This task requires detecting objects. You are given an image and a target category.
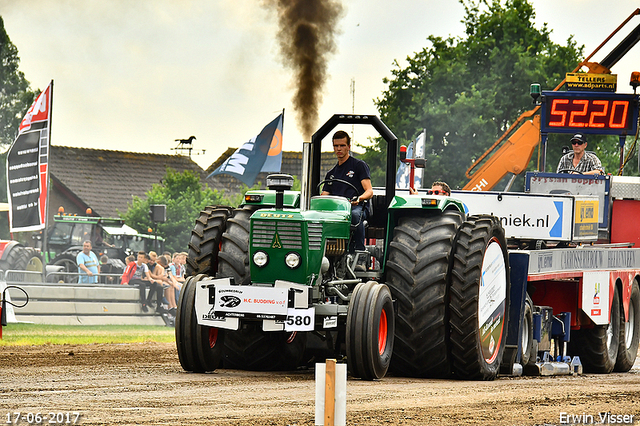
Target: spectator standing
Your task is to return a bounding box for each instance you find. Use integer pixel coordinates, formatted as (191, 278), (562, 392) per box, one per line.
(77, 241), (100, 284)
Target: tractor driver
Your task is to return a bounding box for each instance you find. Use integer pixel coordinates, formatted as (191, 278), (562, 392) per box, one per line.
(556, 133), (604, 175)
(321, 130), (373, 252)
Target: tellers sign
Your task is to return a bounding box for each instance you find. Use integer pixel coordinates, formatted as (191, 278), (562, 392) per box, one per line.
(541, 91), (639, 135)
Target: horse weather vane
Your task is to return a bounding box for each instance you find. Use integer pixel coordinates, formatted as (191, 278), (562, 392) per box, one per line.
(172, 136), (205, 157)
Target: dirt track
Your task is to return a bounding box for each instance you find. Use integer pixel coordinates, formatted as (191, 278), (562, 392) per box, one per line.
(1, 342), (639, 426)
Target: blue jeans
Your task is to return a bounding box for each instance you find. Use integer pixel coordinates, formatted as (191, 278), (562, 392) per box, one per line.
(351, 204), (368, 252)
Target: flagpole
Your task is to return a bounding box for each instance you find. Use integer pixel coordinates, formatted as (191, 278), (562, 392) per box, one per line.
(41, 80), (53, 282)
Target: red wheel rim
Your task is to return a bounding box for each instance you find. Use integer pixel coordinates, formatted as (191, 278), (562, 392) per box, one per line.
(209, 327), (218, 349)
(378, 309), (388, 355)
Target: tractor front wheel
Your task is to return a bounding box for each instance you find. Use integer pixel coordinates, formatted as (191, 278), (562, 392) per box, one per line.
(175, 274), (225, 373)
(346, 281), (395, 380)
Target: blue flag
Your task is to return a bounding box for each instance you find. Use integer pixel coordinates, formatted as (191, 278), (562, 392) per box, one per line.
(208, 113), (284, 186)
(260, 112), (284, 173)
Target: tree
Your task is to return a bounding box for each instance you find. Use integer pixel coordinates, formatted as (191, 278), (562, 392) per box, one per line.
(373, 0), (585, 188)
(0, 16), (36, 148)
(120, 168), (230, 253)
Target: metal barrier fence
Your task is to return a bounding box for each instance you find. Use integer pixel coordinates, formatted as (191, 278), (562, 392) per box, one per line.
(45, 271), (124, 285)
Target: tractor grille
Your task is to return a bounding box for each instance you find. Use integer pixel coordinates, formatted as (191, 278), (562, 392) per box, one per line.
(252, 220), (324, 251)
(308, 222), (323, 251)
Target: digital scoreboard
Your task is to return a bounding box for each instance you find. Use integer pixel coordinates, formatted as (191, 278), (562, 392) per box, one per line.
(540, 91), (639, 135)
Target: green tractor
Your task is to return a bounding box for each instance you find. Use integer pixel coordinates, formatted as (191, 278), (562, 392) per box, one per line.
(177, 115), (510, 380)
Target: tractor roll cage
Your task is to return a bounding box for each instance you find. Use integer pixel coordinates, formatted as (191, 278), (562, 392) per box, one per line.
(307, 114), (398, 198)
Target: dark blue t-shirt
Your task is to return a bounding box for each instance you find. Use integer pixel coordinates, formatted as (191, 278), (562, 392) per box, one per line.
(323, 156), (371, 200)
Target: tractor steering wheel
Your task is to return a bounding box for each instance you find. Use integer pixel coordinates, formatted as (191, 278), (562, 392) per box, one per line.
(557, 167), (581, 174)
(317, 178), (360, 201)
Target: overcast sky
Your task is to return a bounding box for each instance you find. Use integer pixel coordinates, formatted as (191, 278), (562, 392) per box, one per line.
(1, 0), (639, 170)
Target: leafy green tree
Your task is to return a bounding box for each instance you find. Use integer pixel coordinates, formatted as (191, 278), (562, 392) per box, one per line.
(0, 16), (36, 148)
(120, 168), (230, 253)
(373, 0), (585, 188)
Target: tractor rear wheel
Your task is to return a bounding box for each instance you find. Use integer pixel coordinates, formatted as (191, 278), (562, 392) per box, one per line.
(217, 207), (255, 284)
(186, 206), (232, 277)
(0, 244), (29, 273)
(386, 210), (463, 378)
(346, 281), (395, 380)
(175, 274), (225, 373)
(569, 284), (621, 373)
(449, 215), (510, 380)
(51, 253), (78, 283)
(615, 279), (640, 372)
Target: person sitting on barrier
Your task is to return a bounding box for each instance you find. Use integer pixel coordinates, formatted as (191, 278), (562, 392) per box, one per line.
(77, 240), (100, 284)
(121, 251), (154, 312)
(154, 255), (178, 315)
(556, 133), (604, 175)
(148, 253), (173, 313)
(99, 255), (114, 284)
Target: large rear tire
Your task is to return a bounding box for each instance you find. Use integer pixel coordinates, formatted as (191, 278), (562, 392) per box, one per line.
(50, 252), (78, 283)
(0, 244), (29, 272)
(449, 215), (510, 380)
(175, 274), (225, 373)
(217, 207), (255, 284)
(615, 279), (640, 372)
(346, 281), (395, 380)
(186, 206), (232, 277)
(569, 285), (621, 373)
(386, 210), (463, 378)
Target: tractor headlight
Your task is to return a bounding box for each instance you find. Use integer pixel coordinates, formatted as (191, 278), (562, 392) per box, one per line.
(285, 252), (301, 269)
(253, 250), (269, 267)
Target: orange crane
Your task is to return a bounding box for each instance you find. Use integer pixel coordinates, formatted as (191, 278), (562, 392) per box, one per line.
(463, 8), (640, 191)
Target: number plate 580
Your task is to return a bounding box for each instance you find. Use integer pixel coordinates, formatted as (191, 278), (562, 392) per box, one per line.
(284, 308), (314, 331)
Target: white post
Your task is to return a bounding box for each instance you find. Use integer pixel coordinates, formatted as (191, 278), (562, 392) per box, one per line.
(315, 360), (347, 426)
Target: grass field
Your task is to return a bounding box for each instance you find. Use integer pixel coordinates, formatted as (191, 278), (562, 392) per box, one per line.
(0, 323), (176, 346)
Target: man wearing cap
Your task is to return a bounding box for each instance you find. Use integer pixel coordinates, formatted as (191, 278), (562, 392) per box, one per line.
(556, 133), (604, 175)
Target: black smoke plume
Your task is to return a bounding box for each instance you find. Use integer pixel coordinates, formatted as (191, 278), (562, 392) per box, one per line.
(266, 0), (344, 139)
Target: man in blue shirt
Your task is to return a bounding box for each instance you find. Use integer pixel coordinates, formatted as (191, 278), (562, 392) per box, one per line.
(77, 240), (100, 284)
(321, 130), (373, 252)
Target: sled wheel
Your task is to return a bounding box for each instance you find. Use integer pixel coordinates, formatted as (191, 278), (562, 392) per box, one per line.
(569, 285), (621, 373)
(520, 295), (534, 366)
(175, 274), (224, 373)
(449, 215), (510, 380)
(186, 206), (232, 277)
(346, 281), (395, 380)
(615, 278), (640, 372)
(386, 210), (463, 378)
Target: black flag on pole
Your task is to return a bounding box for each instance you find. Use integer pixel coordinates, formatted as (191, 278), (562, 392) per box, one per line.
(6, 82), (52, 232)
